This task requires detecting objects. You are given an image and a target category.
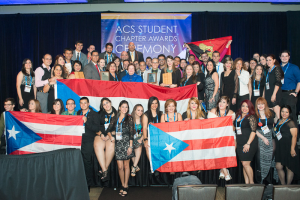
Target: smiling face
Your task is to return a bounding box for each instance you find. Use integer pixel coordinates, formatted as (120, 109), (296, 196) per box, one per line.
(266, 56), (275, 67)
(57, 56), (65, 66)
(66, 99), (75, 112)
(260, 56), (266, 66)
(218, 98), (228, 110)
(119, 103), (128, 114)
(193, 64), (199, 74)
(109, 63), (116, 73)
(225, 61), (232, 71)
(74, 63), (82, 72)
(281, 108), (290, 119)
(28, 100), (36, 112)
(212, 52), (220, 64)
(280, 52), (290, 64)
(188, 56), (195, 64)
(189, 100), (198, 111)
(99, 59), (105, 67)
(53, 101), (61, 112)
(135, 106), (144, 117)
(43, 54), (52, 66)
(206, 61), (214, 73)
(250, 60), (256, 71)
(255, 66), (263, 76)
(201, 53), (208, 62)
(167, 102), (175, 113)
(235, 60), (243, 71)
(151, 100), (158, 111)
(114, 58), (120, 66)
(80, 99), (89, 110)
(24, 59), (32, 71)
(4, 101), (14, 111)
(257, 101), (265, 111)
(102, 100), (112, 112)
(185, 65), (194, 76)
(54, 66), (62, 77)
(128, 65), (135, 75)
(241, 102), (249, 114)
(167, 58), (174, 67)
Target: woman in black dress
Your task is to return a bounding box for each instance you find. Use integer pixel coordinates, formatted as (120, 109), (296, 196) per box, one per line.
(16, 58), (36, 110)
(192, 61), (205, 102)
(204, 61), (219, 111)
(180, 64), (204, 97)
(142, 96), (163, 160)
(106, 62), (119, 81)
(161, 99), (183, 122)
(182, 97), (205, 120)
(106, 100), (135, 197)
(249, 65), (265, 107)
(234, 99), (258, 184)
(220, 57), (238, 112)
(94, 98), (117, 181)
(265, 54), (284, 119)
(248, 58), (258, 77)
(43, 64), (65, 112)
(275, 105), (300, 185)
(259, 54), (268, 76)
(255, 97), (276, 184)
(130, 104), (144, 177)
(159, 55), (181, 88)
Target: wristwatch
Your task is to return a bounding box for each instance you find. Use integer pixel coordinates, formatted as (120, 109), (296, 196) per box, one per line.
(144, 138), (148, 141)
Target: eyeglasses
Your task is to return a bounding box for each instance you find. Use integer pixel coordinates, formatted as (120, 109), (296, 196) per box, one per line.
(67, 103), (75, 105)
(159, 59), (165, 61)
(4, 104), (12, 106)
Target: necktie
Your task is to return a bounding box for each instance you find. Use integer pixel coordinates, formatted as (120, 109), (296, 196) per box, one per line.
(76, 53), (79, 60)
(95, 64), (101, 77)
(131, 52), (134, 62)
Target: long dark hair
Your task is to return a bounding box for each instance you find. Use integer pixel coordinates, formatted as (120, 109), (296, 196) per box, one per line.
(21, 58), (35, 77)
(52, 64), (66, 78)
(72, 60), (82, 72)
(163, 55), (177, 73)
(117, 100), (130, 124)
(180, 64), (197, 85)
(146, 96), (162, 123)
(251, 64), (264, 82)
(267, 54), (284, 79)
(236, 99), (255, 119)
(131, 104), (144, 125)
(280, 105), (293, 121)
(206, 60), (217, 76)
(99, 97), (111, 113)
(216, 96), (230, 116)
(50, 99), (65, 114)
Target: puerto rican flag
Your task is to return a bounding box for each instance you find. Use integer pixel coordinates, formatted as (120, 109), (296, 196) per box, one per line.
(56, 79), (198, 113)
(149, 116), (237, 172)
(5, 111), (84, 155)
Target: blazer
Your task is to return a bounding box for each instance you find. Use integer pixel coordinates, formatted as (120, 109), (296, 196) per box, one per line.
(118, 70), (127, 81)
(83, 62), (100, 80)
(71, 51), (88, 68)
(99, 52), (117, 66)
(127, 50), (144, 62)
(143, 68), (161, 84)
(121, 73), (143, 82)
(159, 68), (181, 87)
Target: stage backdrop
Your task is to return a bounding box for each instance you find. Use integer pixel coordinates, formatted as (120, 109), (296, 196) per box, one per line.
(101, 13), (191, 58)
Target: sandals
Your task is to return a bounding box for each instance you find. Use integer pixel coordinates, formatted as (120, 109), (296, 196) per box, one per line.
(101, 170), (110, 182)
(119, 186), (124, 195)
(121, 187), (128, 197)
(131, 165), (140, 177)
(219, 170), (225, 179)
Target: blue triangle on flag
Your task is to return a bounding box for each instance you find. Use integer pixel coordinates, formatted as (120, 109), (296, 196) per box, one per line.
(149, 124), (189, 171)
(5, 112), (42, 154)
(56, 81), (98, 112)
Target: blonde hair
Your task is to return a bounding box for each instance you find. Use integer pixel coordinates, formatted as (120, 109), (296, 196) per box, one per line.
(186, 97), (205, 119)
(164, 99), (177, 113)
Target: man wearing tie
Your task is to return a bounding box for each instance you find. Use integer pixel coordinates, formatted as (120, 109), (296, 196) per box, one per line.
(83, 50), (101, 80)
(127, 42), (144, 63)
(71, 40), (88, 68)
(120, 51), (129, 72)
(99, 43), (117, 67)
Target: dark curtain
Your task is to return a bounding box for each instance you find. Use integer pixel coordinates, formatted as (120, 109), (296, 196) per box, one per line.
(0, 12), (101, 110)
(192, 12), (287, 61)
(287, 11), (300, 68)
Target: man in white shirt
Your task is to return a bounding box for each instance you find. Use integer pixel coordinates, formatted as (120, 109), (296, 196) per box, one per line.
(63, 48), (74, 75)
(212, 51), (224, 88)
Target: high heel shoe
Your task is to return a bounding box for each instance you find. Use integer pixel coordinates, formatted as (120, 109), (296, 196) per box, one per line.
(219, 170), (225, 179)
(121, 187), (128, 197)
(225, 169), (232, 181)
(131, 166), (137, 177)
(101, 170), (110, 182)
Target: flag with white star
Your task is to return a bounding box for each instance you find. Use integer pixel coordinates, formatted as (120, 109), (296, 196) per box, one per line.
(149, 116), (237, 172)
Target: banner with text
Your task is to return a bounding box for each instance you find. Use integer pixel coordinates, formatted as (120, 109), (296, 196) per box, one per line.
(101, 13), (191, 58)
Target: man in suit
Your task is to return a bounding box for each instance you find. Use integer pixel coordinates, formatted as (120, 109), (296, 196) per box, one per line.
(71, 40), (88, 68)
(87, 45), (95, 63)
(83, 50), (101, 80)
(136, 61), (147, 81)
(63, 48), (74, 75)
(143, 58), (161, 85)
(118, 60), (130, 81)
(127, 42), (144, 63)
(119, 51), (129, 72)
(99, 43), (117, 67)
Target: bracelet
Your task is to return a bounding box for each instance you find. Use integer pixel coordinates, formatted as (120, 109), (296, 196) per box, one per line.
(129, 146), (133, 149)
(144, 138), (148, 141)
(246, 143), (250, 146)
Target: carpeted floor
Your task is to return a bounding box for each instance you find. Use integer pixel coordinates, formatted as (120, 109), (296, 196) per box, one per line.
(97, 186), (225, 200)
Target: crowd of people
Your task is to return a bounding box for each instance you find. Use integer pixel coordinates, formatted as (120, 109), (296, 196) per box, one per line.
(1, 40), (300, 196)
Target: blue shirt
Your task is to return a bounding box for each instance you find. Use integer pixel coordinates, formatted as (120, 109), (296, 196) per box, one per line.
(121, 73), (143, 82)
(281, 63), (300, 90)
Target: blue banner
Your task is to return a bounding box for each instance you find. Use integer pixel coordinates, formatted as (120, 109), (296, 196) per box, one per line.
(101, 13), (191, 58)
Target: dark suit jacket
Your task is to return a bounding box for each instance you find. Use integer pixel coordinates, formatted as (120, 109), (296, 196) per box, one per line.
(127, 50), (144, 62)
(83, 62), (100, 80)
(159, 68), (182, 87)
(118, 70), (127, 81)
(99, 52), (117, 65)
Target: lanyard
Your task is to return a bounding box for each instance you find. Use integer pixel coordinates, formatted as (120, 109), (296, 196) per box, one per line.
(111, 73), (118, 81)
(167, 113), (176, 122)
(25, 76), (32, 87)
(258, 115), (267, 127)
(219, 110), (227, 117)
(153, 115), (158, 123)
(190, 111), (193, 119)
(266, 65), (275, 83)
(182, 77), (190, 87)
(135, 120), (142, 132)
(217, 62), (220, 73)
(80, 109), (89, 117)
(274, 118), (288, 133)
(105, 114), (112, 124)
(236, 114), (248, 127)
(68, 111), (76, 116)
(282, 63), (289, 75)
(116, 117), (125, 132)
(253, 78), (261, 90)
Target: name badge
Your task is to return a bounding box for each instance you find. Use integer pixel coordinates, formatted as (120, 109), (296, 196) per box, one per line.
(104, 123), (109, 131)
(24, 85), (31, 93)
(134, 133), (138, 139)
(281, 79), (284, 84)
(236, 127), (242, 135)
(261, 125), (270, 134)
(254, 89), (260, 96)
(116, 132), (122, 140)
(276, 132), (282, 140)
(266, 82), (270, 90)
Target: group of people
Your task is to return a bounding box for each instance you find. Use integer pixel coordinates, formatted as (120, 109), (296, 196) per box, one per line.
(4, 39), (300, 195)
